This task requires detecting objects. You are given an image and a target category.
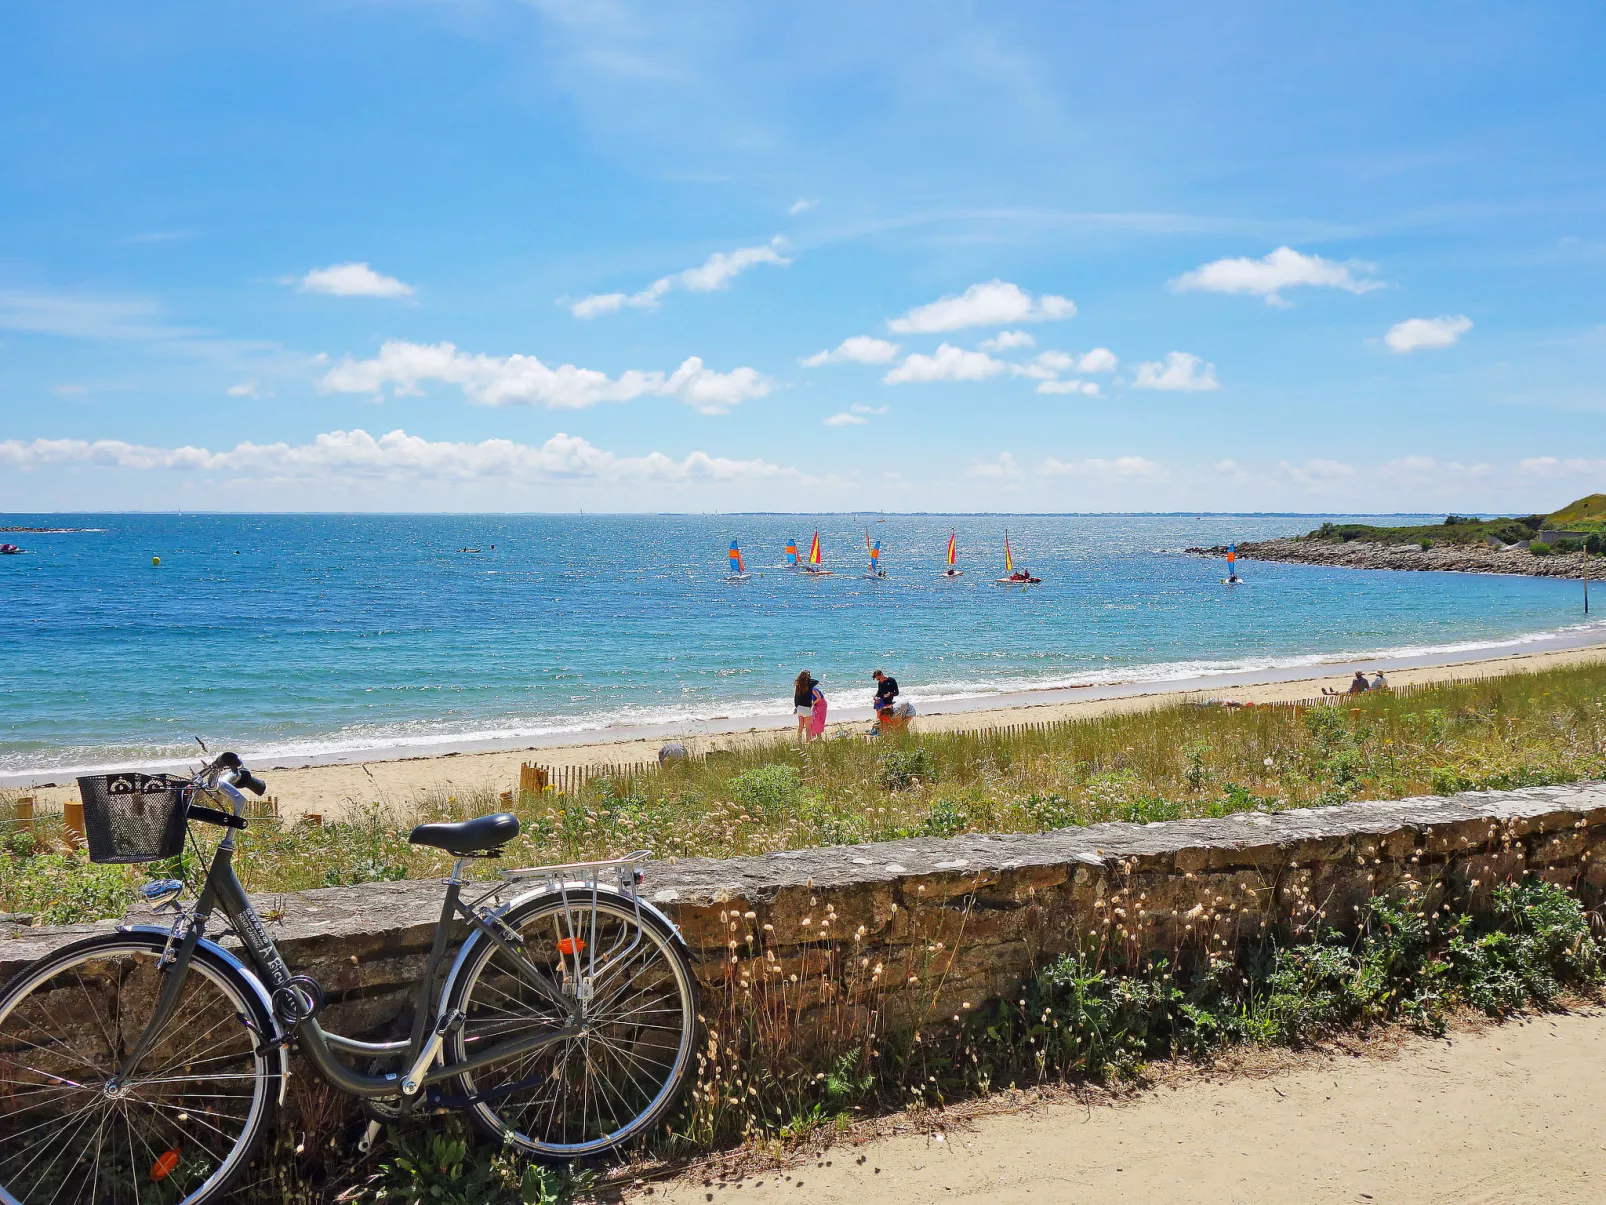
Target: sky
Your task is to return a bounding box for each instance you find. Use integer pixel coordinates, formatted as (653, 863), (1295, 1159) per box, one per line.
(2, 1), (1604, 514)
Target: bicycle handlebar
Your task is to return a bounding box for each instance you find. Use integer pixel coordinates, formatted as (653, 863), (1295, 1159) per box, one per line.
(206, 751), (266, 797)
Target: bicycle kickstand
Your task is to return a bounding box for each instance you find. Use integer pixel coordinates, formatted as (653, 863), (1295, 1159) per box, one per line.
(357, 1119), (383, 1156)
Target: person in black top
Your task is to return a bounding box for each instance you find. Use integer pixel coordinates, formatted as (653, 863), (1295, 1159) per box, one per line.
(872, 670), (899, 713)
(794, 670), (820, 740)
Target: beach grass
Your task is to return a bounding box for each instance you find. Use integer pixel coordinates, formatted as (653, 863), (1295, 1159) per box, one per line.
(6, 659), (1606, 918)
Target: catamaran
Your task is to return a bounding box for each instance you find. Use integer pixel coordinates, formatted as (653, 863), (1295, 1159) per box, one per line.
(727, 540), (751, 582)
(863, 532), (888, 579)
(783, 539), (800, 570)
(994, 530), (1041, 585)
(941, 529), (963, 577)
(801, 529), (832, 576)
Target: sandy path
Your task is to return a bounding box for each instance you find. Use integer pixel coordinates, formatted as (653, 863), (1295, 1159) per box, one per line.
(14, 643), (1606, 821)
(649, 1010), (1606, 1205)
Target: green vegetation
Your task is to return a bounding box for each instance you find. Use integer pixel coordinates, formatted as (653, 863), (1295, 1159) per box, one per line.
(9, 661), (1606, 920)
(5, 664), (1606, 1199)
(1305, 492), (1606, 546)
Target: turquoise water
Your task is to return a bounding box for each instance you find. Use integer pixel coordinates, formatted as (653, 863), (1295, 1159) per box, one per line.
(1, 513), (1598, 776)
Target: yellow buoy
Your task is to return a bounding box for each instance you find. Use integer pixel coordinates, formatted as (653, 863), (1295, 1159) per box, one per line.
(152, 556), (160, 566)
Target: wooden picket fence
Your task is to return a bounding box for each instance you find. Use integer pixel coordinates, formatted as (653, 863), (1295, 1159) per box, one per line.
(519, 760), (660, 798)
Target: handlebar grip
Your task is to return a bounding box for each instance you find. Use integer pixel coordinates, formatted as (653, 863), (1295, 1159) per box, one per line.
(236, 769), (267, 797)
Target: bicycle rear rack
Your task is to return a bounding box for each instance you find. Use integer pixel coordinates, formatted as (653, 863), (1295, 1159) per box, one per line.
(485, 850), (653, 1006)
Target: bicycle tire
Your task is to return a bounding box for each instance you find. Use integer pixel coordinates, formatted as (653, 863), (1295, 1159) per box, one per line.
(444, 892), (697, 1159)
(0, 932), (278, 1205)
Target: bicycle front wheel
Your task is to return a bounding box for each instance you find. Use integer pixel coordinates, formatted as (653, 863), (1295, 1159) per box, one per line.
(0, 933), (277, 1205)
(445, 892), (697, 1158)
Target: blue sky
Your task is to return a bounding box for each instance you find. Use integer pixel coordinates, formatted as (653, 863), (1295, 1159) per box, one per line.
(2, 1), (1604, 513)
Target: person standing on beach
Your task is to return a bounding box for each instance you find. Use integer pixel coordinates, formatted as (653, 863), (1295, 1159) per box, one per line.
(809, 681), (828, 741)
(794, 670), (822, 740)
(872, 669), (899, 715)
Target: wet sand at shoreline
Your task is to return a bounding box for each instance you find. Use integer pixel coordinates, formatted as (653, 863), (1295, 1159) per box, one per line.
(12, 641), (1606, 821)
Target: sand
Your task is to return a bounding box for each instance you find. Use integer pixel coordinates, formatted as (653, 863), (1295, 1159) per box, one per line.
(646, 1009), (1606, 1204)
(13, 641), (1606, 821)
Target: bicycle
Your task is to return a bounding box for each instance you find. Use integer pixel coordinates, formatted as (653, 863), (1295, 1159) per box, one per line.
(0, 752), (698, 1204)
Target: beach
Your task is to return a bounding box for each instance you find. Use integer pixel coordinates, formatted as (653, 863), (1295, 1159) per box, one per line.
(13, 639), (1605, 821)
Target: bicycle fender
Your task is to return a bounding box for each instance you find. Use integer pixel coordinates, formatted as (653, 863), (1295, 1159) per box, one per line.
(120, 924), (292, 1105)
(438, 884), (690, 1010)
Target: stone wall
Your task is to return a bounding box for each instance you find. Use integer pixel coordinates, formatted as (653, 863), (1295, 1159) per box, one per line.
(5, 784), (1605, 1039)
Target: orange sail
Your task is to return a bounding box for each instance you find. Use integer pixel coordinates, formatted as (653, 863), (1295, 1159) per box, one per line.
(808, 530), (822, 566)
(946, 530), (957, 567)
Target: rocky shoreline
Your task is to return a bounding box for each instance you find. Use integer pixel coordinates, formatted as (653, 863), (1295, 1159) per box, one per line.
(1190, 537), (1601, 580)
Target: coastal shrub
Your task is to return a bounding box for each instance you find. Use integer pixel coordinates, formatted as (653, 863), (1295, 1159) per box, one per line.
(1418, 538), (1433, 550)
(729, 763), (805, 815)
(878, 746), (937, 791)
(1529, 541), (1553, 556)
(1587, 533), (1603, 555)
(1556, 538), (1582, 554)
(918, 797), (970, 838)
(1, 852), (132, 926)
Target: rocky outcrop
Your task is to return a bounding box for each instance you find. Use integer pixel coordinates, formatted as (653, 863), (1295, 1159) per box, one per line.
(1194, 537), (1600, 579)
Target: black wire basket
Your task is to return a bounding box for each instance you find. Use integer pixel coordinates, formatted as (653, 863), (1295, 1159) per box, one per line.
(76, 772), (191, 864)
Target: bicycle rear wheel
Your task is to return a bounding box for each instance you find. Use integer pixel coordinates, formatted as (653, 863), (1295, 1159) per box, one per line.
(445, 893), (697, 1158)
(0, 934), (277, 1205)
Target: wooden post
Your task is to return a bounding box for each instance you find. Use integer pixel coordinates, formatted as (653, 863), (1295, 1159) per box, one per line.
(63, 800), (85, 849)
(301, 813), (323, 828)
(14, 797), (35, 840)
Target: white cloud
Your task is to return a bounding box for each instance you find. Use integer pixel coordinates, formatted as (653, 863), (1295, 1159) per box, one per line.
(0, 429), (799, 487)
(53, 384), (87, 396)
(1076, 347), (1118, 373)
(801, 335), (901, 366)
(823, 412), (867, 427)
(980, 330), (1036, 352)
(1278, 458), (1357, 487)
(1521, 455), (1606, 477)
(1035, 379), (1100, 396)
(318, 340), (769, 414)
(788, 198), (818, 215)
(226, 381), (260, 398)
(298, 263), (416, 299)
(883, 343), (1007, 384)
(1133, 351), (1220, 392)
(1384, 314), (1473, 353)
(887, 280), (1075, 334)
(0, 290), (201, 341)
(1041, 455), (1167, 480)
(966, 452), (1021, 479)
(1171, 247), (1382, 307)
(568, 239), (790, 318)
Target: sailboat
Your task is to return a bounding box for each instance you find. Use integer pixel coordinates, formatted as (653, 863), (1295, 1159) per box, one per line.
(863, 531), (888, 579)
(783, 539), (800, 570)
(995, 530), (1041, 585)
(727, 540), (751, 582)
(1222, 542), (1242, 585)
(941, 529), (963, 577)
(801, 529), (833, 576)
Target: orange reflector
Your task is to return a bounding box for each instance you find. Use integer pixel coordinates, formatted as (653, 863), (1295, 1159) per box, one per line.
(151, 1149), (181, 1181)
(557, 937), (586, 956)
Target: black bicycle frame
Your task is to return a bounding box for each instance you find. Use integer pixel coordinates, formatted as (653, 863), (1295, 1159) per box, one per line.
(120, 784), (581, 1106)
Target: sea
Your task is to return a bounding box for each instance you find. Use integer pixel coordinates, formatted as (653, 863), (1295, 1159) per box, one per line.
(2, 512), (1600, 780)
